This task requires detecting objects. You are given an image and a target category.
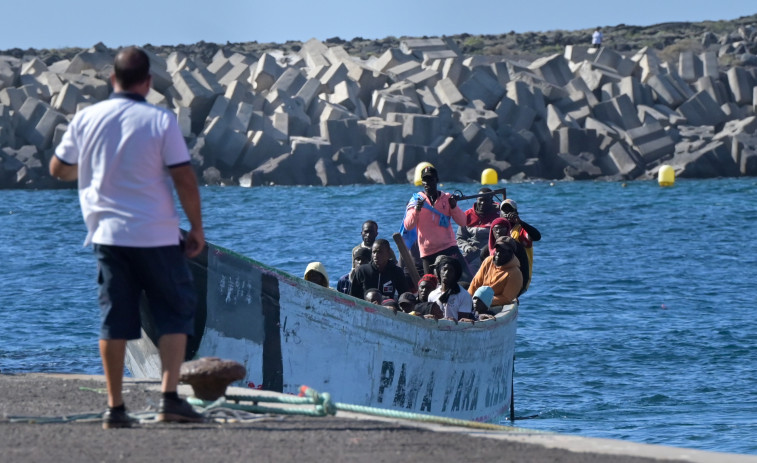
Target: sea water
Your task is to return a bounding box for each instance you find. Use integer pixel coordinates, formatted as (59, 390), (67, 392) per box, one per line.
(1, 178), (756, 455)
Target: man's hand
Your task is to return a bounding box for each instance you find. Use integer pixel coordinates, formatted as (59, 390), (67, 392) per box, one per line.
(448, 196), (457, 209)
(415, 197), (425, 211)
(183, 227), (205, 258)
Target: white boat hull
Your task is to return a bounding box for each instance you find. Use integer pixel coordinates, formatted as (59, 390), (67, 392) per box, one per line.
(126, 242), (517, 423)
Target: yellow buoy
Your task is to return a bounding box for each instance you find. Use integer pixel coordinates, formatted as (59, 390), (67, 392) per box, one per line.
(658, 165), (675, 187)
(481, 168), (498, 185)
(414, 162), (434, 186)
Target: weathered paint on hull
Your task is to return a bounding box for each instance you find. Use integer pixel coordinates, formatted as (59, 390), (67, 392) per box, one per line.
(126, 242), (517, 423)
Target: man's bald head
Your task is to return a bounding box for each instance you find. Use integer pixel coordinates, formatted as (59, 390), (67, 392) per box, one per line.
(113, 47), (150, 90)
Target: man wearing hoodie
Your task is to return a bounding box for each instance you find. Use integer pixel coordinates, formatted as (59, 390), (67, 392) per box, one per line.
(350, 239), (409, 301)
(468, 236), (523, 309)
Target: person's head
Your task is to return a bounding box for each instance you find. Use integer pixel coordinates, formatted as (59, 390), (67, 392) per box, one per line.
(112, 47), (151, 94)
(364, 288), (383, 305)
(371, 239), (392, 271)
(417, 274), (438, 302)
(304, 262), (329, 287)
(472, 286), (495, 313)
(352, 247), (371, 270)
(491, 217), (512, 240)
(398, 292), (418, 313)
(494, 237), (516, 267)
(500, 198), (520, 224)
(420, 166), (438, 196)
(435, 256), (462, 288)
(361, 220), (378, 247)
(381, 299), (400, 311)
(474, 188), (495, 216)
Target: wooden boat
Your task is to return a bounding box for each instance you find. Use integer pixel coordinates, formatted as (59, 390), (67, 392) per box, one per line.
(125, 239), (518, 423)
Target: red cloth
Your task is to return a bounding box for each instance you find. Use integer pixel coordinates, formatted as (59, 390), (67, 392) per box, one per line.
(464, 206), (500, 227)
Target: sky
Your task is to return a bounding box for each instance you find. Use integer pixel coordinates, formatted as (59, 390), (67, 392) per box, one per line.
(2, 0), (755, 50)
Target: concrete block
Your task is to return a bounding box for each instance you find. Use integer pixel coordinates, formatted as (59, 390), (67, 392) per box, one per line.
(370, 48), (413, 73)
(386, 143), (438, 173)
(678, 51), (700, 82)
(65, 47), (113, 75)
(295, 78), (322, 111)
(676, 90), (728, 127)
(51, 82), (84, 115)
(647, 74), (687, 107)
(593, 48), (636, 77)
(695, 76), (729, 105)
(174, 106), (192, 138)
(406, 68), (440, 88)
(628, 125), (676, 163)
(0, 57), (19, 89)
(387, 61), (423, 82)
(564, 45), (592, 63)
(219, 62), (253, 88)
(370, 91), (421, 118)
(200, 116), (248, 169)
(364, 160), (392, 184)
(145, 88), (167, 108)
(700, 51), (718, 79)
(358, 117), (402, 152)
(433, 78), (465, 106)
(27, 105), (67, 150)
(398, 113), (441, 146)
(555, 127), (598, 155)
(21, 58), (48, 77)
(267, 67), (306, 97)
(238, 130), (287, 171)
(401, 37), (458, 59)
(592, 94), (641, 130)
(459, 67), (505, 109)
(61, 73), (109, 101)
(546, 104), (578, 132)
(346, 66), (388, 107)
(496, 95), (536, 131)
(605, 141), (644, 177)
(173, 69), (220, 134)
(528, 53), (573, 87)
(320, 118), (360, 148)
(328, 79), (362, 113)
(320, 63), (349, 93)
(584, 117), (621, 139)
(299, 38), (332, 69)
(415, 86), (441, 114)
(251, 53), (283, 92)
(726, 67), (754, 105)
(505, 80), (546, 118)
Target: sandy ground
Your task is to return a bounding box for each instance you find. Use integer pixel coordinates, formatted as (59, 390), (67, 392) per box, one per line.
(0, 373), (752, 463)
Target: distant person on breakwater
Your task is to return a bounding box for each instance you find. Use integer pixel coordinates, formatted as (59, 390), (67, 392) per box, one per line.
(401, 166), (471, 281)
(592, 27), (603, 48)
(457, 187), (501, 276)
(500, 199), (540, 292)
(49, 46), (205, 428)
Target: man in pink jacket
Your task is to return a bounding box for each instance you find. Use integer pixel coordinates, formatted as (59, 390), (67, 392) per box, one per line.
(402, 166), (471, 280)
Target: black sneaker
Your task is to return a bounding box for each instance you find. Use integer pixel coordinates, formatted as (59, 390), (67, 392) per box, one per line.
(157, 397), (205, 423)
(102, 407), (137, 429)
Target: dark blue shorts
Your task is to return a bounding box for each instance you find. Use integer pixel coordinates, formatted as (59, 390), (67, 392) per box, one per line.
(94, 244), (197, 340)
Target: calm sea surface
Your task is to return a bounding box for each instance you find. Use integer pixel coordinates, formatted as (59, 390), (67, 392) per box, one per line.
(2, 178), (756, 455)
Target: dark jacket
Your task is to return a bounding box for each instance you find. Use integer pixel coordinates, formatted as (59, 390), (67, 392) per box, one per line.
(350, 262), (409, 301)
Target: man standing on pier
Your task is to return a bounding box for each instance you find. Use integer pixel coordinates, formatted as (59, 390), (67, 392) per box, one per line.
(49, 47), (205, 429)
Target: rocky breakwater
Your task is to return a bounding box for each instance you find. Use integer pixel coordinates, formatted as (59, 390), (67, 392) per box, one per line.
(1, 31), (757, 189)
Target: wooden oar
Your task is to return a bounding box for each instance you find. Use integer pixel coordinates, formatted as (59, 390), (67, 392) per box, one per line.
(392, 232), (420, 286)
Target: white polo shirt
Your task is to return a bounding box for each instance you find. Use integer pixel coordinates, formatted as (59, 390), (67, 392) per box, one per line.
(55, 94), (190, 247)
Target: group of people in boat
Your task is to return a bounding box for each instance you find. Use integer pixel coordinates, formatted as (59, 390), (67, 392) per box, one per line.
(304, 166), (540, 322)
